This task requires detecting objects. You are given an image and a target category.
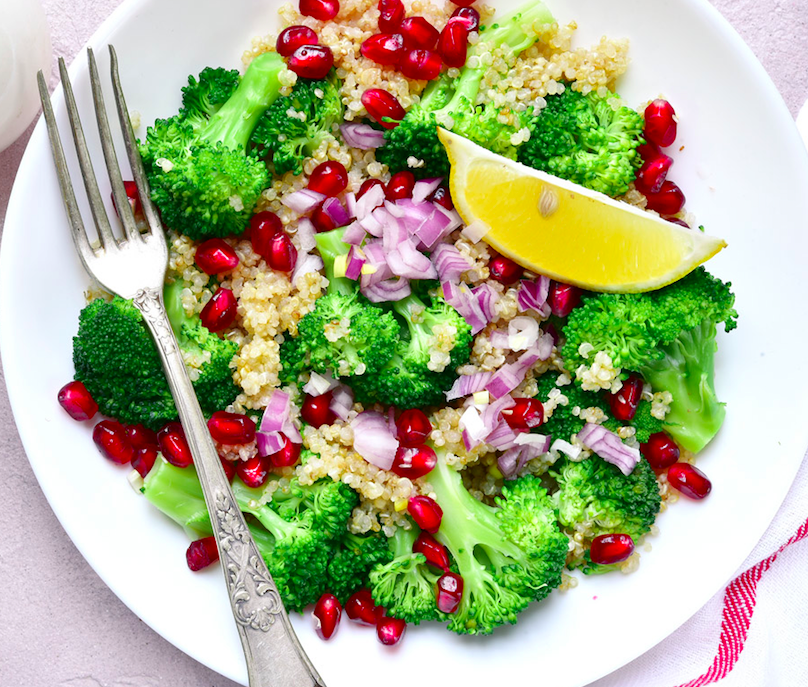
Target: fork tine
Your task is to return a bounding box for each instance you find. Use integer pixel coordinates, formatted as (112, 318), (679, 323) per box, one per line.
(86, 47), (142, 244)
(108, 45), (164, 238)
(37, 70), (95, 266)
(58, 56), (118, 252)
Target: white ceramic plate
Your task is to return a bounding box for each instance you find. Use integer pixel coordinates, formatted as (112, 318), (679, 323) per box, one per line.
(3, 0), (808, 685)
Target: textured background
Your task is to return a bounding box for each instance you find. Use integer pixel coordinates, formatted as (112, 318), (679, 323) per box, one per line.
(1, 1), (807, 686)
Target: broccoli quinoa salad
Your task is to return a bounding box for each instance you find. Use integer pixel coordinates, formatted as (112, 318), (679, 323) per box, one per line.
(56, 0), (737, 646)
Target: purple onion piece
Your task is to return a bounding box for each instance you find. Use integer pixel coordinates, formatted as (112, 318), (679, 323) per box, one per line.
(445, 371), (493, 401)
(350, 411), (399, 470)
(412, 177), (443, 203)
(517, 276), (552, 318)
(472, 283), (500, 322)
(322, 196), (351, 227)
(259, 390), (291, 433)
(361, 276), (412, 302)
(577, 423), (641, 475)
(256, 430), (286, 457)
(432, 243), (472, 283)
(281, 188), (325, 214)
(340, 122), (387, 150)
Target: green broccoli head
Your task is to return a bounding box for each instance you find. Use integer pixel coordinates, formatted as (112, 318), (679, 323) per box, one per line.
(328, 530), (393, 603)
(518, 87), (645, 197)
(251, 73), (343, 176)
(180, 67), (241, 124)
(269, 476), (359, 540)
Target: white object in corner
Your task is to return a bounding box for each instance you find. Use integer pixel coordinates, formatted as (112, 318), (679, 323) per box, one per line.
(797, 99), (808, 150)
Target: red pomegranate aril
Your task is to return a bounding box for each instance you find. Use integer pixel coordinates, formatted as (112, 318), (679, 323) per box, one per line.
(158, 422), (193, 467)
(609, 375), (643, 422)
(413, 531), (450, 570)
(450, 6), (480, 32)
(644, 99), (677, 148)
(667, 462), (712, 500)
(310, 203), (336, 233)
(195, 238), (239, 275)
(267, 232), (298, 273)
(408, 495), (443, 533)
(220, 455), (236, 481)
(378, 0), (405, 32)
(93, 419), (135, 465)
(58, 380), (98, 421)
(391, 445), (437, 479)
(385, 171), (416, 201)
(276, 25), (319, 57)
(438, 20), (468, 69)
(436, 571), (464, 613)
(590, 533), (634, 565)
(357, 178), (385, 200)
(549, 281), (582, 317)
(186, 536), (220, 571)
(301, 392), (336, 428)
(313, 593), (342, 640)
(300, 0), (339, 21)
(236, 455), (270, 488)
(377, 616), (406, 646)
(208, 411), (256, 445)
(345, 588), (383, 625)
(544, 322), (560, 347)
(637, 141), (662, 163)
(268, 436), (302, 468)
(450, 0), (477, 8)
(288, 44), (334, 80)
(399, 17), (439, 50)
(429, 184), (453, 210)
(502, 397), (544, 430)
(250, 211), (282, 260)
(641, 432), (680, 470)
(361, 33), (405, 66)
(396, 408), (432, 446)
(132, 445), (158, 478)
(111, 180), (141, 218)
(309, 160), (348, 197)
(635, 154), (673, 195)
(200, 287), (238, 332)
(126, 424), (158, 449)
(489, 254), (522, 285)
(362, 88), (406, 129)
(645, 180), (686, 216)
(399, 49), (442, 81)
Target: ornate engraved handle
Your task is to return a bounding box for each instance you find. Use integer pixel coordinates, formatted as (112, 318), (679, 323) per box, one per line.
(133, 287), (325, 687)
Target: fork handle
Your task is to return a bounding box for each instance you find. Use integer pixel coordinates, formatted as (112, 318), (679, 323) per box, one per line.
(133, 286), (326, 687)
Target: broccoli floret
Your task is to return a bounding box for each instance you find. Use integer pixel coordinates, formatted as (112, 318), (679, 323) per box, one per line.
(268, 475), (358, 540)
(517, 87), (645, 197)
(251, 73), (343, 176)
(561, 267), (737, 452)
(73, 282), (239, 431)
(369, 526), (445, 625)
(140, 52), (286, 240)
(180, 67), (241, 122)
(551, 454), (661, 573)
(328, 530), (393, 603)
(376, 0), (555, 178)
(427, 449), (568, 635)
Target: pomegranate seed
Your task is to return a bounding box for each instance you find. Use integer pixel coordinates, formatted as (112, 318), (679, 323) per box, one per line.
(200, 287), (237, 332)
(635, 154), (673, 195)
(667, 462), (712, 499)
(362, 88), (406, 129)
(310, 203), (336, 232)
(385, 171), (416, 201)
(361, 33), (405, 66)
(112, 180), (141, 218)
(438, 20), (468, 69)
(301, 392), (336, 428)
(220, 455), (237, 481)
(645, 180), (686, 216)
(428, 184), (453, 209)
(609, 375), (643, 422)
(544, 322), (560, 347)
(276, 25), (319, 57)
(641, 432), (680, 470)
(357, 178), (385, 200)
(158, 422), (193, 467)
(57, 380), (98, 421)
(376, 615), (406, 646)
(436, 571), (464, 613)
(549, 281), (582, 317)
(488, 254), (522, 285)
(449, 7), (480, 32)
(396, 408), (432, 446)
(399, 17), (439, 50)
(236, 455), (270, 488)
(250, 211), (282, 260)
(288, 44), (334, 80)
(313, 593), (342, 640)
(637, 141), (662, 163)
(391, 445), (437, 479)
(194, 238), (239, 275)
(378, 0), (405, 32)
(668, 217), (690, 228)
(125, 424), (158, 449)
(186, 536), (219, 571)
(450, 0), (477, 8)
(644, 99), (677, 148)
(345, 588), (383, 625)
(208, 411), (256, 445)
(93, 419), (135, 465)
(132, 445), (158, 478)
(266, 232), (298, 273)
(309, 160), (348, 197)
(413, 531), (450, 570)
(590, 533), (635, 565)
(399, 49), (442, 81)
(267, 435), (302, 468)
(299, 0), (339, 21)
(408, 495), (442, 533)
(502, 398), (544, 430)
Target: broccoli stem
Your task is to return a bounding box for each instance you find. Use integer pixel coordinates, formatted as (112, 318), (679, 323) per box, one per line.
(390, 525), (418, 556)
(314, 227), (354, 296)
(198, 51), (286, 151)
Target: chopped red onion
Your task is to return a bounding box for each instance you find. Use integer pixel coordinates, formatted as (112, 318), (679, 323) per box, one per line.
(432, 243), (472, 283)
(508, 316), (539, 351)
(345, 192), (357, 219)
(355, 184), (387, 220)
(350, 411), (399, 470)
(517, 276), (551, 318)
(359, 209), (386, 237)
(498, 442), (547, 479)
(513, 433), (551, 452)
(362, 277), (411, 302)
(396, 198), (435, 228)
(342, 221), (367, 245)
(281, 188), (325, 214)
(472, 283), (500, 322)
(384, 200), (407, 218)
(445, 371), (493, 401)
(345, 245), (367, 281)
(387, 238), (438, 280)
(303, 371), (338, 397)
(486, 419), (519, 449)
(412, 178), (443, 203)
(489, 329), (510, 349)
(360, 241), (393, 287)
(434, 204), (463, 233)
(322, 197), (351, 227)
(480, 394), (515, 431)
(291, 251), (324, 287)
(296, 217), (317, 252)
(382, 215), (409, 252)
(340, 122), (387, 149)
(413, 208), (453, 250)
(259, 390), (291, 433)
(485, 364), (522, 399)
(462, 428), (476, 452)
(329, 384), (354, 421)
(460, 406), (488, 443)
(442, 281), (487, 334)
(282, 415), (302, 444)
(460, 218), (489, 243)
(256, 430), (286, 457)
(576, 423), (640, 476)
(550, 439), (581, 459)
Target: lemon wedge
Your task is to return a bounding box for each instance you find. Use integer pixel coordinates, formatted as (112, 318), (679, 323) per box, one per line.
(438, 128), (726, 293)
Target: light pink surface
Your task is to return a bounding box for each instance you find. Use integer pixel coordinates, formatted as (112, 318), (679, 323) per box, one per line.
(1, 1), (807, 686)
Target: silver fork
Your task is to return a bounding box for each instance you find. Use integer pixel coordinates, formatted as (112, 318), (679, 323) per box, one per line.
(37, 46), (325, 687)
